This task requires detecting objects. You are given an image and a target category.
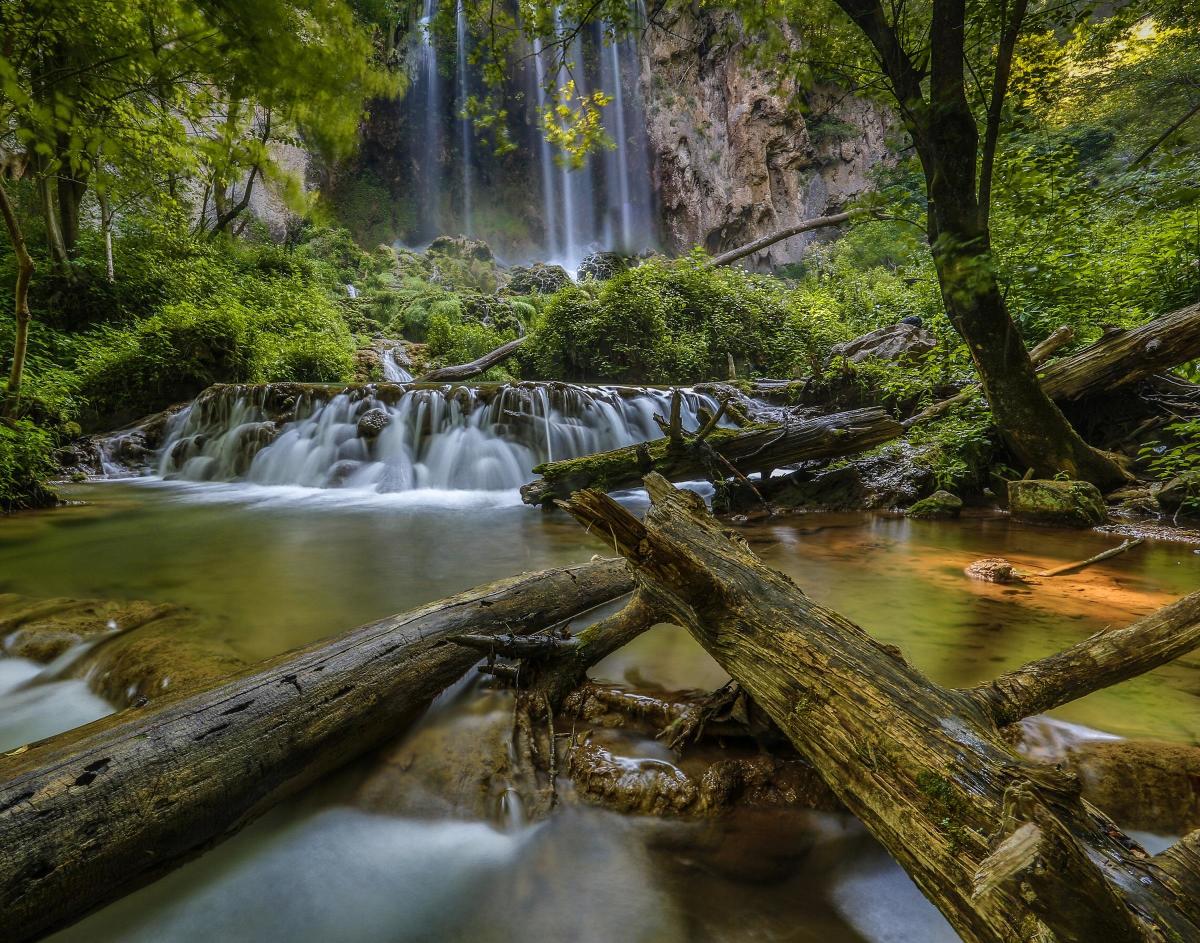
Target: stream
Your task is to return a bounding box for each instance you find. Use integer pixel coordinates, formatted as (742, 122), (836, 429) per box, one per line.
(2, 383), (1198, 942)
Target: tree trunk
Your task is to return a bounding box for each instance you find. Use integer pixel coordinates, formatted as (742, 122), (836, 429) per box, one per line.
(520, 407), (903, 505)
(563, 475), (1200, 942)
(0, 180), (34, 417)
(55, 166), (86, 257)
(0, 559), (631, 942)
(99, 190), (115, 282)
(417, 335), (527, 382)
(707, 211), (856, 267)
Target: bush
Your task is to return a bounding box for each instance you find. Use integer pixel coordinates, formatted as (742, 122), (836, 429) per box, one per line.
(425, 313), (517, 381)
(0, 419), (57, 511)
(523, 254), (858, 383)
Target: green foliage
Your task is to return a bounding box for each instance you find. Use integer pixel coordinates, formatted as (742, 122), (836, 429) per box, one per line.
(524, 254), (859, 383)
(1140, 419), (1200, 513)
(425, 315), (517, 381)
(0, 420), (57, 511)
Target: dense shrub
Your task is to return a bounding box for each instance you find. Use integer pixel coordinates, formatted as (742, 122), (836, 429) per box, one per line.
(523, 254), (859, 383)
(0, 419), (57, 511)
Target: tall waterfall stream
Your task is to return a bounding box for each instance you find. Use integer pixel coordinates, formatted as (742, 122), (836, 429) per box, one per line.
(3, 381), (1198, 942)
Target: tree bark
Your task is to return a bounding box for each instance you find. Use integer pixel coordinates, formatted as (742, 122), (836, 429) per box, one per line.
(0, 558), (631, 942)
(417, 335), (527, 382)
(1038, 302), (1200, 402)
(562, 475), (1200, 942)
(0, 180), (34, 417)
(520, 407), (903, 505)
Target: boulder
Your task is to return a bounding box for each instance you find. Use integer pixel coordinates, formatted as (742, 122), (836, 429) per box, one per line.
(964, 557), (1021, 583)
(427, 235), (494, 262)
(828, 322), (938, 365)
(356, 407), (390, 438)
(1151, 473), (1200, 517)
(1008, 479), (1107, 528)
(906, 490), (962, 520)
(506, 262), (572, 295)
(577, 251), (632, 282)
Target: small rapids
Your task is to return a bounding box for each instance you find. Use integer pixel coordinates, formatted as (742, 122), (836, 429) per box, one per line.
(155, 382), (724, 493)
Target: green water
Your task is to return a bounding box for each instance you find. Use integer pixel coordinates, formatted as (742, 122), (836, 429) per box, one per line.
(2, 480), (1198, 943)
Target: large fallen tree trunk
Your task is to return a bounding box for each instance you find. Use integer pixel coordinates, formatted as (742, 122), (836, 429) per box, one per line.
(563, 475), (1200, 943)
(416, 335), (526, 382)
(521, 406), (903, 505)
(0, 558), (631, 942)
(1039, 301), (1200, 402)
(707, 211), (856, 268)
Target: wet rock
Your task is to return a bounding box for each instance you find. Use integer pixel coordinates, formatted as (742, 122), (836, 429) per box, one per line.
(325, 459), (362, 488)
(1109, 484), (1161, 519)
(353, 347), (382, 382)
(0, 593), (245, 707)
(506, 262), (571, 295)
(577, 251), (632, 281)
(906, 490), (962, 520)
(1008, 479), (1107, 528)
(1151, 473), (1200, 518)
(1068, 739), (1200, 835)
(0, 594), (174, 661)
(964, 557), (1021, 583)
(356, 407), (390, 438)
(828, 322), (937, 365)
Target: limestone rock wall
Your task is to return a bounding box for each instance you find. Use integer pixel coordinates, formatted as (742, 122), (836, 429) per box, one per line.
(640, 7), (891, 268)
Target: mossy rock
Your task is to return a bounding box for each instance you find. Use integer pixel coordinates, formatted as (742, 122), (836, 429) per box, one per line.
(906, 490), (963, 520)
(506, 263), (571, 295)
(1008, 479), (1107, 528)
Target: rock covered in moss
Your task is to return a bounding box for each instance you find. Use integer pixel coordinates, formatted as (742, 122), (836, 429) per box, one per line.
(1008, 479), (1107, 527)
(577, 251), (632, 281)
(906, 490), (963, 520)
(356, 407), (390, 438)
(964, 557), (1021, 583)
(506, 262), (571, 295)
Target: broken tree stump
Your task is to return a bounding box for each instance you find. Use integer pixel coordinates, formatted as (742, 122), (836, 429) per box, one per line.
(0, 558), (631, 942)
(563, 474), (1200, 942)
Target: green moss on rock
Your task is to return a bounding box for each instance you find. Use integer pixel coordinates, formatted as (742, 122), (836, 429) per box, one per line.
(906, 490), (963, 520)
(1008, 479), (1107, 528)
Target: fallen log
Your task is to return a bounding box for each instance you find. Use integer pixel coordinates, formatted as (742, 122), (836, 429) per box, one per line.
(1039, 301), (1200, 401)
(563, 475), (1200, 942)
(707, 211), (856, 268)
(416, 335), (526, 382)
(0, 558), (631, 942)
(521, 406), (903, 505)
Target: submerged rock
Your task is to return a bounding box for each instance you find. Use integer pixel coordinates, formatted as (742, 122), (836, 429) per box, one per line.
(828, 322), (937, 365)
(1008, 479), (1107, 528)
(1067, 738), (1200, 835)
(906, 490), (963, 520)
(964, 557), (1021, 583)
(0, 593), (245, 708)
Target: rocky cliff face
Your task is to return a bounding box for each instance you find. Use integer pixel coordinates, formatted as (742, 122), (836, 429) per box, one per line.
(640, 7), (891, 268)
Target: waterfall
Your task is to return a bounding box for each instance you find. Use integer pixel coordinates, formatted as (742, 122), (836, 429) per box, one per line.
(401, 4), (657, 265)
(381, 349), (413, 383)
(532, 38), (560, 260)
(419, 0), (442, 237)
(456, 0), (474, 236)
(155, 383), (727, 494)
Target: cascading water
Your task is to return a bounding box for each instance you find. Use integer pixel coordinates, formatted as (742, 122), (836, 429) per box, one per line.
(399, 2), (658, 270)
(155, 383), (726, 494)
(455, 0), (474, 236)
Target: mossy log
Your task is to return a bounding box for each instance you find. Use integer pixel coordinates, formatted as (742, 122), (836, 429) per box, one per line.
(521, 407), (903, 505)
(416, 335), (526, 382)
(563, 475), (1200, 942)
(0, 558), (631, 942)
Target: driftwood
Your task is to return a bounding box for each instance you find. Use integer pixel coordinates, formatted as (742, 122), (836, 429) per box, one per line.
(521, 406), (903, 505)
(0, 558), (631, 942)
(563, 474), (1200, 943)
(416, 335), (526, 382)
(707, 211), (856, 268)
(1037, 538), (1144, 578)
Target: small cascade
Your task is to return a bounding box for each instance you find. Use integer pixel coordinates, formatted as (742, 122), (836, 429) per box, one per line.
(155, 383), (726, 493)
(381, 348), (414, 383)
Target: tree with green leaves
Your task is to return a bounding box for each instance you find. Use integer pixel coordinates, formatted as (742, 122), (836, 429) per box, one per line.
(0, 0), (394, 415)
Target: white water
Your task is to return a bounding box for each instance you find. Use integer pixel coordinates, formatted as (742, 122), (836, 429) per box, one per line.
(0, 656), (112, 753)
(456, 0), (474, 236)
(381, 348), (414, 383)
(156, 384), (724, 494)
